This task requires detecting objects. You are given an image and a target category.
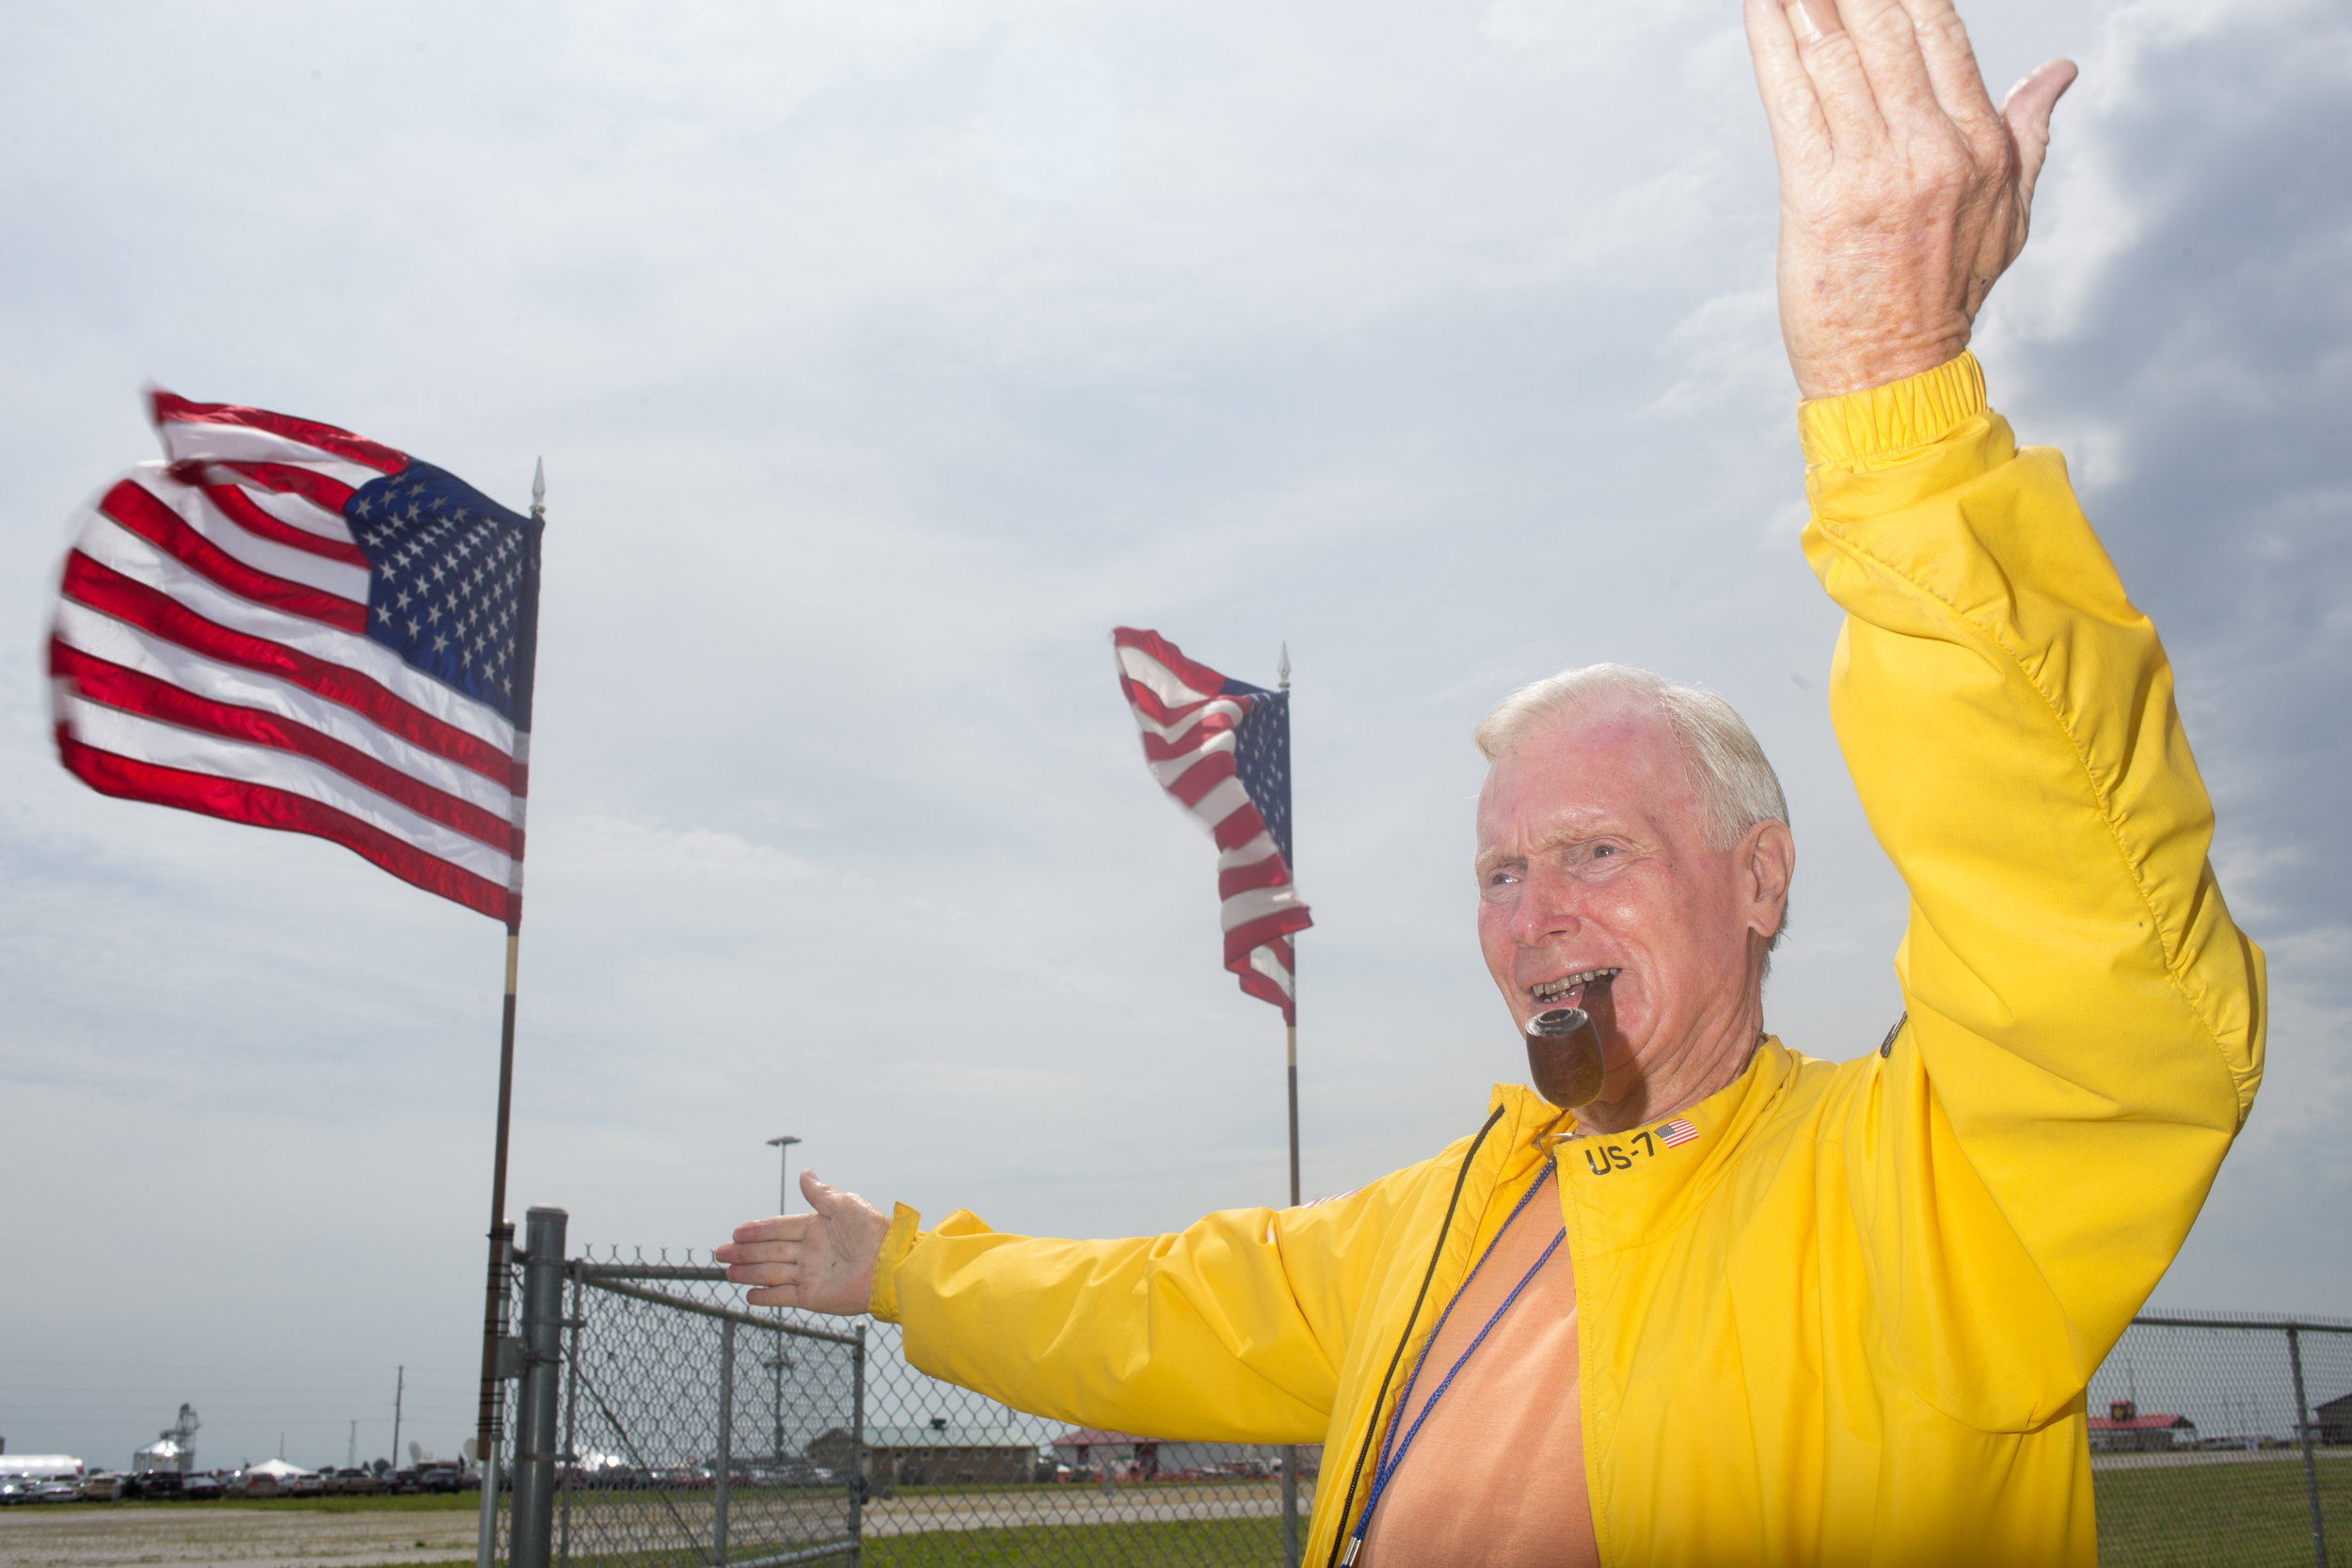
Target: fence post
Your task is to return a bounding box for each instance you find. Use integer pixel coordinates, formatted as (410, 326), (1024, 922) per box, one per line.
(849, 1323), (867, 1566)
(1281, 1445), (1300, 1568)
(714, 1318), (735, 1566)
(511, 1207), (568, 1568)
(2286, 1325), (2328, 1568)
(559, 1266), (580, 1568)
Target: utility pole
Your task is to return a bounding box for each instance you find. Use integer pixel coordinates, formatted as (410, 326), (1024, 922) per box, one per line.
(349, 1421), (358, 1469)
(391, 1368), (405, 1476)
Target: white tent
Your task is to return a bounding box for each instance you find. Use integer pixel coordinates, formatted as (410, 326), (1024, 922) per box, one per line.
(0, 1456), (83, 1480)
(243, 1458), (310, 1480)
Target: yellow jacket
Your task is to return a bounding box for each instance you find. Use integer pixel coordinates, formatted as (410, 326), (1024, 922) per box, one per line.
(868, 355), (2265, 1566)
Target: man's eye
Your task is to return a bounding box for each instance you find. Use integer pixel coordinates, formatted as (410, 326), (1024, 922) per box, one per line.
(1591, 845), (1617, 858)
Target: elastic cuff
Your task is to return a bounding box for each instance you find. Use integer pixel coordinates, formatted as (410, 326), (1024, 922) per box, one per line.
(866, 1202), (922, 1324)
(1798, 353), (1987, 470)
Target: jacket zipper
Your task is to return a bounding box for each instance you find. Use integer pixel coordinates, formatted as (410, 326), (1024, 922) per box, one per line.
(1321, 1103), (1507, 1568)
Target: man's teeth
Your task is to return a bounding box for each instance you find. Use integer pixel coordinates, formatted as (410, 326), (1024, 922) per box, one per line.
(1532, 968), (1619, 1002)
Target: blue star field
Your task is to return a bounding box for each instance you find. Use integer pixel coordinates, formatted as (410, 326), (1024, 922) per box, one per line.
(1226, 680), (1295, 871)
(342, 462), (543, 726)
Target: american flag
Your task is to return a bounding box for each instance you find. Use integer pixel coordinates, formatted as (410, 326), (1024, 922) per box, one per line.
(1111, 627), (1311, 1022)
(48, 391), (543, 927)
(1657, 1117), (1698, 1148)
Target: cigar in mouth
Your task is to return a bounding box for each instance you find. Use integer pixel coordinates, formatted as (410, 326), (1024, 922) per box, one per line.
(1524, 974), (1613, 1109)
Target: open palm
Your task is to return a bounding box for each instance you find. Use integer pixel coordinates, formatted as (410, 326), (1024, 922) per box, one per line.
(716, 1170), (892, 1317)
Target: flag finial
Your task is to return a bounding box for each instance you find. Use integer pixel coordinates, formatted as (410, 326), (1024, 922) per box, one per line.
(531, 458), (546, 518)
(1279, 641), (1291, 691)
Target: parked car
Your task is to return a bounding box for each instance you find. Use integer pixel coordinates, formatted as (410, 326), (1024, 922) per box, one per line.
(226, 1471), (278, 1498)
(181, 1473), (223, 1501)
(415, 1464), (462, 1494)
(122, 1470), (183, 1501)
(35, 1479), (83, 1503)
(323, 1467), (379, 1496)
(78, 1473), (124, 1502)
(0, 1478), (40, 1505)
(286, 1471), (326, 1497)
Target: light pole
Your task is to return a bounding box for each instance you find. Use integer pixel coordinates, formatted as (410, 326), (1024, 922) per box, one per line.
(764, 1135), (802, 1470)
(767, 1134), (803, 1217)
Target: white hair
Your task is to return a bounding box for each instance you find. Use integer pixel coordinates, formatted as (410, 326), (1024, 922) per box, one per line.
(1474, 663), (1791, 948)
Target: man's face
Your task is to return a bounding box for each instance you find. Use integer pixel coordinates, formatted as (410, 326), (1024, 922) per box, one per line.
(1475, 701), (1782, 1097)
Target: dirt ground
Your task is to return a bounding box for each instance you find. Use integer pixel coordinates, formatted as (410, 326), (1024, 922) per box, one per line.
(0, 1505), (480, 1568)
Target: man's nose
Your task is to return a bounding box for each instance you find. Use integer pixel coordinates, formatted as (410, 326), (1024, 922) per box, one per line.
(1510, 863), (1584, 947)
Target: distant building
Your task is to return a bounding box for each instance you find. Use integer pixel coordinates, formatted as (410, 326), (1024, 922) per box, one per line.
(2314, 1390), (2351, 1446)
(2089, 1401), (2197, 1453)
(806, 1421), (1035, 1486)
(1048, 1429), (1320, 1480)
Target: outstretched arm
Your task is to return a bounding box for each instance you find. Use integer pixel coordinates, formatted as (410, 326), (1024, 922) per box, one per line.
(1746, 0), (2264, 1419)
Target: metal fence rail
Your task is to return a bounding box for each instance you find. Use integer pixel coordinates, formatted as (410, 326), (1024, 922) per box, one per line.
(476, 1218), (2344, 1568)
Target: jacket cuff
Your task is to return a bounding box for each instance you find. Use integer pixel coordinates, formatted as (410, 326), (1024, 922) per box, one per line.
(1798, 353), (1987, 472)
(866, 1202), (923, 1324)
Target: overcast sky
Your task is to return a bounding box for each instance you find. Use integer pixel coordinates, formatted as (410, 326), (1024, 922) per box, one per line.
(2, 0), (2344, 1472)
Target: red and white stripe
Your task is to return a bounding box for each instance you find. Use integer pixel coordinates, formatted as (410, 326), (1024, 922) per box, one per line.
(47, 393), (529, 926)
(1112, 627), (1311, 1021)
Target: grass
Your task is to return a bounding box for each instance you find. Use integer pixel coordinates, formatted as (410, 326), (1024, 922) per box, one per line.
(380, 1516), (1289, 1568)
(2095, 1459), (2352, 1567)
(865, 1517), (1286, 1567)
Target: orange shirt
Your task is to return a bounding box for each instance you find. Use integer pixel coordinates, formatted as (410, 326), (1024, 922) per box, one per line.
(1358, 1164), (1597, 1568)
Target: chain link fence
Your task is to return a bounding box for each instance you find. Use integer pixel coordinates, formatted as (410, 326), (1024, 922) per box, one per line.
(478, 1215), (2344, 1568)
(485, 1211), (866, 1568)
(2091, 1315), (2351, 1568)
(483, 1213), (1311, 1568)
(548, 1255), (863, 1567)
(851, 1316), (1313, 1566)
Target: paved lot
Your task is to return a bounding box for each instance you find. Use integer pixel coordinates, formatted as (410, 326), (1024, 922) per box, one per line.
(0, 1484), (1324, 1565)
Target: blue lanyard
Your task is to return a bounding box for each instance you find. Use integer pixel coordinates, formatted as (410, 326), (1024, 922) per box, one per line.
(1343, 1163), (1565, 1565)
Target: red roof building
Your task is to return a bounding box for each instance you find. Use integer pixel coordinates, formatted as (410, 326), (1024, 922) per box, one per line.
(2088, 1401), (2197, 1453)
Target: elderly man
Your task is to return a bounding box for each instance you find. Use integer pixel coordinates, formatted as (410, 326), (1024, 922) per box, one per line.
(719, 1), (2266, 1561)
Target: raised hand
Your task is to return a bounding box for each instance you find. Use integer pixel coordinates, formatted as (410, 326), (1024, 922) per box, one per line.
(1743, 0), (2076, 399)
(716, 1169), (893, 1316)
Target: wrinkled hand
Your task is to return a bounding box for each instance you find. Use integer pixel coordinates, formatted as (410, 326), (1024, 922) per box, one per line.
(1744, 0), (2076, 399)
(716, 1169), (892, 1316)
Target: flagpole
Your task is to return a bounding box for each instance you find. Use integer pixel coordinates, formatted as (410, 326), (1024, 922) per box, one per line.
(474, 925), (518, 1568)
(476, 930), (520, 1435)
(475, 459), (545, 1563)
(1279, 641), (1300, 1211)
(1279, 642), (1302, 1568)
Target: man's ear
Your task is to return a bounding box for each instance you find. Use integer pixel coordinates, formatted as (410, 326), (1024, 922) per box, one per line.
(1744, 819), (1795, 941)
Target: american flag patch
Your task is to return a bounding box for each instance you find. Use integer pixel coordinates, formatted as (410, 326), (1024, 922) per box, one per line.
(1657, 1118), (1698, 1148)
